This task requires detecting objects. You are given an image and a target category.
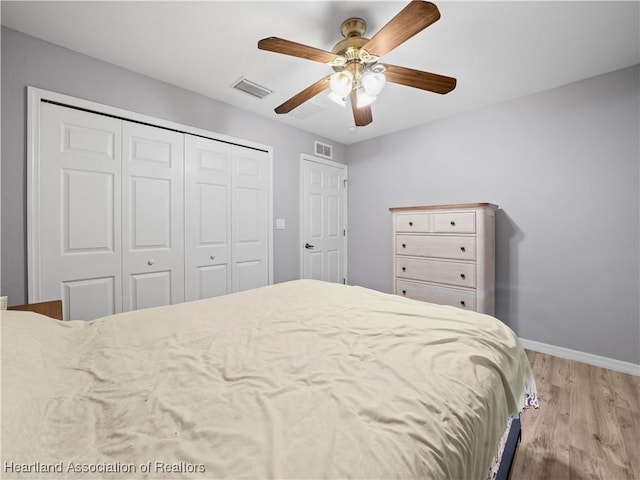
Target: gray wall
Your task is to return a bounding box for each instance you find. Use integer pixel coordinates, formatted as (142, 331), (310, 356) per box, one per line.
(1, 27), (347, 305)
(347, 65), (640, 365)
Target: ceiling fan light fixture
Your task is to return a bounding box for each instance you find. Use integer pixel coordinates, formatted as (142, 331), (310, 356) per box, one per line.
(355, 88), (376, 108)
(329, 71), (353, 97)
(327, 90), (347, 107)
(361, 69), (386, 97)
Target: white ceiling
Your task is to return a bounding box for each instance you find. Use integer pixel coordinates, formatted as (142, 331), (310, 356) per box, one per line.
(2, 1), (639, 145)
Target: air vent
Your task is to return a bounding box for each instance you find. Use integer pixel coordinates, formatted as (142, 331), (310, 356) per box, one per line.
(315, 141), (333, 159)
(231, 77), (272, 99)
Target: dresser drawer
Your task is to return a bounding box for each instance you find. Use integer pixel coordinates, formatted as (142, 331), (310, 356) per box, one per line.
(396, 280), (477, 310)
(394, 213), (429, 232)
(396, 235), (476, 260)
(432, 212), (475, 233)
(396, 257), (476, 288)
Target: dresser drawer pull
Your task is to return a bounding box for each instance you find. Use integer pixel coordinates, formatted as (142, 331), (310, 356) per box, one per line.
(402, 267), (406, 272)
(460, 246), (466, 252)
(460, 300), (466, 307)
(450, 221), (456, 226)
(402, 243), (406, 248)
(409, 221), (413, 226)
(460, 273), (466, 279)
(402, 290), (407, 295)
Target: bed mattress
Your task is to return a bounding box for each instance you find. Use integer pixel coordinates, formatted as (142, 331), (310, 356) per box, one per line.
(1, 279), (536, 479)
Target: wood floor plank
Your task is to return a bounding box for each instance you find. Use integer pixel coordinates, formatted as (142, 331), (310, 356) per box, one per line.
(510, 351), (639, 480)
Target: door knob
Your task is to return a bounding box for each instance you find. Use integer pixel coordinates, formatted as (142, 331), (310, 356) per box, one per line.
(305, 243), (315, 249)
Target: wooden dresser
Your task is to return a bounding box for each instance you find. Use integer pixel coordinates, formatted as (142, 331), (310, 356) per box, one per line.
(390, 203), (498, 315)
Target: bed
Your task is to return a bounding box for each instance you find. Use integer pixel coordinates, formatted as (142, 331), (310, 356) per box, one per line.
(1, 279), (537, 479)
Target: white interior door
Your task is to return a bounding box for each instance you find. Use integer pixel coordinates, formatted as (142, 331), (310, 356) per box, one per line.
(232, 146), (270, 292)
(122, 121), (184, 311)
(184, 135), (232, 301)
(38, 102), (123, 320)
(300, 156), (347, 283)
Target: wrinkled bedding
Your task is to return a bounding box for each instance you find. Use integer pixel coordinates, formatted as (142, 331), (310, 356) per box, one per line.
(1, 279), (536, 479)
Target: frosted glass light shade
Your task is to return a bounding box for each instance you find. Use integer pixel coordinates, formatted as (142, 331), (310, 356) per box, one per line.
(361, 70), (386, 96)
(329, 71), (354, 97)
(355, 88), (376, 108)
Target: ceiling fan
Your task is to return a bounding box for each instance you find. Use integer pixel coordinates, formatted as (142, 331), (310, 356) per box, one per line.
(257, 0), (457, 127)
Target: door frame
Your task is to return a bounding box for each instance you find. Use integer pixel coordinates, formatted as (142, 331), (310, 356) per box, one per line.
(299, 154), (348, 283)
(27, 86), (274, 302)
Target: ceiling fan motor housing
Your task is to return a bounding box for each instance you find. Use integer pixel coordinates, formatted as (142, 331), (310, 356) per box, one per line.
(332, 17), (371, 71)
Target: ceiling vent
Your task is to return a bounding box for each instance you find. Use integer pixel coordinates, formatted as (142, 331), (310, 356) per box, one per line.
(231, 77), (272, 99)
(315, 141), (333, 159)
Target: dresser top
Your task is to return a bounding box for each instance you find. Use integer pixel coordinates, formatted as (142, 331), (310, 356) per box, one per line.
(389, 202), (498, 212)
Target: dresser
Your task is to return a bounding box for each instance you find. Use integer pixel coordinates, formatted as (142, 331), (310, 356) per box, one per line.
(390, 203), (498, 315)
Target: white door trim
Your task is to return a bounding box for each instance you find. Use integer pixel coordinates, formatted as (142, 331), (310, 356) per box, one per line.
(299, 154), (348, 283)
(27, 86), (274, 302)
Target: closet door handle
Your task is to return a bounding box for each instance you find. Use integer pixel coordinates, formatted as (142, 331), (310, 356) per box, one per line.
(305, 243), (315, 249)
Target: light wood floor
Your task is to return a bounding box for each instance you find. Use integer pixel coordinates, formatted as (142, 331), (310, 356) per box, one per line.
(510, 350), (639, 479)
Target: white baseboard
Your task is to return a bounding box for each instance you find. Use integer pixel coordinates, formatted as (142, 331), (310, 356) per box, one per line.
(519, 338), (640, 377)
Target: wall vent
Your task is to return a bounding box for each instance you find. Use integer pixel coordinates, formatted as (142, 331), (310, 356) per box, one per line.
(315, 141), (333, 159)
(231, 77), (272, 99)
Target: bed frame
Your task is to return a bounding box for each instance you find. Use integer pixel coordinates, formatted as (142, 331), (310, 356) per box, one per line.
(7, 300), (63, 320)
(495, 415), (522, 480)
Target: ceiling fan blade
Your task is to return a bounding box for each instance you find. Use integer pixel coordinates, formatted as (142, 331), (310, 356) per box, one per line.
(350, 91), (373, 127)
(258, 37), (339, 64)
(384, 64), (456, 94)
(274, 76), (331, 114)
(362, 1), (440, 58)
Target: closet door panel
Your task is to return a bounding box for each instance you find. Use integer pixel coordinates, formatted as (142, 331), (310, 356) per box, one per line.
(184, 136), (232, 301)
(39, 103), (122, 320)
(122, 121), (184, 311)
(232, 146), (270, 292)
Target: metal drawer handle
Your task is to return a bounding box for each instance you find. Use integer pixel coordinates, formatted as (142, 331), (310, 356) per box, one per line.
(210, 255), (216, 260)
(460, 273), (466, 279)
(402, 290), (407, 295)
(460, 300), (466, 307)
(147, 259), (155, 266)
(409, 221), (413, 226)
(402, 267), (406, 272)
(460, 246), (466, 252)
(402, 243), (406, 248)
(450, 221), (456, 226)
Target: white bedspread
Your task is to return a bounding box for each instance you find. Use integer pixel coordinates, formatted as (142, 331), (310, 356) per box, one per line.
(1, 280), (536, 479)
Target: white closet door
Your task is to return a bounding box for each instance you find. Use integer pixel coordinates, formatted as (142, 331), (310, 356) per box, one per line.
(184, 135), (232, 301)
(39, 103), (122, 320)
(121, 121), (184, 311)
(231, 146), (270, 292)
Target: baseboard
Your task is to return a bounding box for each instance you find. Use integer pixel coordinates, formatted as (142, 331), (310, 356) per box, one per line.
(519, 338), (640, 377)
